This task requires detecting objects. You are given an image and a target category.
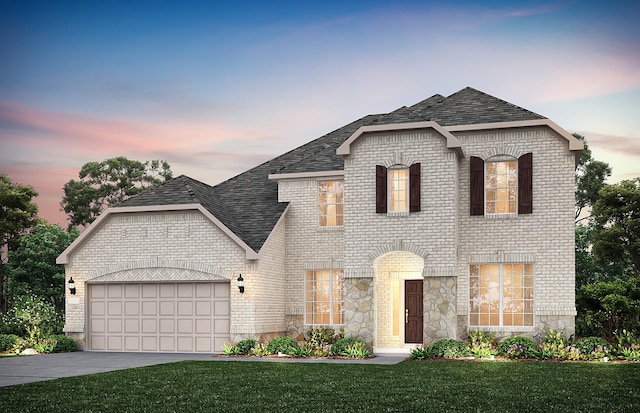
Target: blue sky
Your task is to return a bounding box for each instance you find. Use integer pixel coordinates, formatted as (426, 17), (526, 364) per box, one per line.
(1, 0), (639, 226)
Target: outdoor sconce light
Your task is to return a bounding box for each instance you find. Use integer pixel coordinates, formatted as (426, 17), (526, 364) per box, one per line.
(237, 274), (245, 294)
(68, 277), (76, 295)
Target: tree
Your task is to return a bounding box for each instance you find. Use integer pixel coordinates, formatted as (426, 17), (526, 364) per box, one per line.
(6, 221), (79, 312)
(0, 174), (39, 313)
(591, 178), (640, 278)
(574, 134), (611, 223)
(577, 278), (640, 337)
(61, 157), (173, 229)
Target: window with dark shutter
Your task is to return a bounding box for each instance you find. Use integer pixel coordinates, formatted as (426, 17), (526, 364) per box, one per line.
(409, 163), (421, 212)
(518, 153), (533, 214)
(470, 156), (484, 216)
(376, 165), (387, 213)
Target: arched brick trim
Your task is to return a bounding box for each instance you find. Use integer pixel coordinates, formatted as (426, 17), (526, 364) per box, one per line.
(89, 267), (229, 283)
(86, 258), (235, 281)
(368, 239), (429, 261)
(478, 144), (531, 161)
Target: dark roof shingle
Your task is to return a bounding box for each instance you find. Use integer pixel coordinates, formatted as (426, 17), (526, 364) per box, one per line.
(117, 87), (545, 252)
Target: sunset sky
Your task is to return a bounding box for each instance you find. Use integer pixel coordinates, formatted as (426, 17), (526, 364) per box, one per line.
(1, 0), (639, 228)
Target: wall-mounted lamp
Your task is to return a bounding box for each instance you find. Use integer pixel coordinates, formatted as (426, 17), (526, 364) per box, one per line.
(237, 274), (244, 294)
(68, 277), (76, 295)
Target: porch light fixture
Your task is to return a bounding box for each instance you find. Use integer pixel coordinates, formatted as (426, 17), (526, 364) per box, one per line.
(237, 274), (245, 294)
(68, 277), (76, 295)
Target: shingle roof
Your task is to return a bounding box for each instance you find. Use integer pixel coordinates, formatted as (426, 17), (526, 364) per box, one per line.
(116, 87), (545, 252)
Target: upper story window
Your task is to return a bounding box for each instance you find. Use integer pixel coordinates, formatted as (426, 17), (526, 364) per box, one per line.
(470, 153), (532, 216)
(319, 181), (344, 227)
(388, 167), (409, 212)
(376, 163), (421, 214)
(485, 157), (517, 214)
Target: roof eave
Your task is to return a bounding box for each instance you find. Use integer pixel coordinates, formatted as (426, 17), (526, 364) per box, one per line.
(336, 121), (465, 159)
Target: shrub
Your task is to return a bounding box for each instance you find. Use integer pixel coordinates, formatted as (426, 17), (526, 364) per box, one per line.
(0, 334), (20, 352)
(613, 329), (640, 361)
(342, 340), (371, 358)
(306, 327), (337, 348)
(539, 329), (570, 360)
(498, 336), (539, 359)
(289, 344), (312, 357)
(236, 339), (257, 355)
(249, 342), (270, 357)
(10, 295), (62, 345)
(266, 336), (299, 355)
(332, 337), (360, 356)
(51, 334), (77, 353)
(410, 345), (433, 360)
(223, 344), (240, 356)
(34, 337), (57, 354)
(575, 337), (610, 360)
(431, 339), (469, 358)
(332, 338), (369, 357)
(466, 330), (497, 359)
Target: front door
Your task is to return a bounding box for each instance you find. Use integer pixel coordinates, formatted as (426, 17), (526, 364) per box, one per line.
(405, 280), (423, 343)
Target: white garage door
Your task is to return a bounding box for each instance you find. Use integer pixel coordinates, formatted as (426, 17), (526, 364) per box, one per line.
(87, 282), (230, 352)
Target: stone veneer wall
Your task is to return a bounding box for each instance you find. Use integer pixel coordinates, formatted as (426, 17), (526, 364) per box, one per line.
(424, 277), (457, 342)
(344, 278), (374, 344)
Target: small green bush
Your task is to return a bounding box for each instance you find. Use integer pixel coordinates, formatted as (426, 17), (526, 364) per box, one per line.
(236, 339), (257, 355)
(266, 336), (299, 355)
(409, 345), (434, 360)
(575, 337), (610, 360)
(332, 337), (359, 356)
(0, 334), (20, 351)
(466, 330), (497, 358)
(332, 338), (369, 357)
(539, 329), (570, 360)
(223, 344), (240, 356)
(289, 344), (312, 357)
(50, 334), (77, 352)
(499, 336), (539, 359)
(431, 339), (469, 358)
(306, 327), (336, 348)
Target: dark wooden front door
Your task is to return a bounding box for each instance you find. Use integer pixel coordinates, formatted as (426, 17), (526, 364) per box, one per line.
(405, 280), (424, 343)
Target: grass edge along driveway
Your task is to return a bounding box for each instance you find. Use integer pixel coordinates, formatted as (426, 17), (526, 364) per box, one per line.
(1, 359), (638, 412)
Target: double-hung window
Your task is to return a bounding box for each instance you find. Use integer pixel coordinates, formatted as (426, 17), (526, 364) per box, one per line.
(319, 181), (344, 227)
(388, 167), (409, 212)
(469, 263), (534, 327)
(470, 153), (532, 216)
(305, 269), (344, 325)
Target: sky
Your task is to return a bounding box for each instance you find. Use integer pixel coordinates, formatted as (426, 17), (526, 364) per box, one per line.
(1, 0), (639, 228)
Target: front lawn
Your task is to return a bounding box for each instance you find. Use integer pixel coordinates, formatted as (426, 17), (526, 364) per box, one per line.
(1, 360), (639, 412)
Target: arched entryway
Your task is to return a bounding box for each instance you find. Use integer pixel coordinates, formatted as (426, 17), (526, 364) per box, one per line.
(373, 251), (424, 351)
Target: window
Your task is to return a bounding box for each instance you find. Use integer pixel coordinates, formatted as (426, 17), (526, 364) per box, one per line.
(485, 158), (517, 214)
(305, 269), (344, 324)
(469, 153), (532, 216)
(469, 263), (534, 327)
(319, 181), (344, 227)
(389, 167), (409, 212)
(376, 163), (421, 214)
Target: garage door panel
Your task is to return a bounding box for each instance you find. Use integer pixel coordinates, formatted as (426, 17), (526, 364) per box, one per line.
(142, 301), (157, 316)
(125, 336), (140, 351)
(195, 301), (211, 316)
(177, 301), (193, 316)
(177, 337), (193, 352)
(88, 282), (230, 353)
(125, 302), (139, 316)
(214, 319), (229, 334)
(125, 318), (139, 333)
(160, 319), (175, 334)
(159, 301), (175, 316)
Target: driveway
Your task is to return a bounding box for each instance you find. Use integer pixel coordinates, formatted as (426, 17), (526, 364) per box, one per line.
(0, 352), (406, 387)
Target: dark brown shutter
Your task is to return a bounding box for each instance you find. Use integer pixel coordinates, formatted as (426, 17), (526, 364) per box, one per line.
(376, 165), (387, 213)
(470, 156), (484, 216)
(409, 163), (421, 212)
(518, 152), (533, 214)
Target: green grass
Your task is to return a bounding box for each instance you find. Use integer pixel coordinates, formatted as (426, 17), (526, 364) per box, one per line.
(1, 360), (639, 412)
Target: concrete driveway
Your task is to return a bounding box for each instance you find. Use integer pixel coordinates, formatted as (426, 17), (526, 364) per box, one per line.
(0, 352), (406, 387)
(0, 352), (215, 388)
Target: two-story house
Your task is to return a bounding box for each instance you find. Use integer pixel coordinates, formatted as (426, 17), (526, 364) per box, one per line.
(57, 87), (583, 353)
